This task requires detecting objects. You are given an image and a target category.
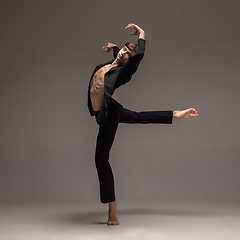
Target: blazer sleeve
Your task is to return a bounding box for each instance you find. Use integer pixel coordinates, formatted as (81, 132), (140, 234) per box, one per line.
(113, 46), (120, 59)
(115, 38), (146, 88)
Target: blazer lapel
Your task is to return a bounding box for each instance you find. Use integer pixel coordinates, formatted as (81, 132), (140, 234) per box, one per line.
(104, 67), (121, 101)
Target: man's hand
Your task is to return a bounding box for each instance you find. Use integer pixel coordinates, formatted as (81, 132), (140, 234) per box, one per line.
(125, 23), (145, 40)
(102, 43), (117, 52)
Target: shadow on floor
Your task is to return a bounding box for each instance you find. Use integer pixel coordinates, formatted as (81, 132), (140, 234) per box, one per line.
(56, 207), (221, 225)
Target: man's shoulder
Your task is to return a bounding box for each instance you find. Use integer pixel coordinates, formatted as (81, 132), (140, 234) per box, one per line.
(93, 60), (114, 73)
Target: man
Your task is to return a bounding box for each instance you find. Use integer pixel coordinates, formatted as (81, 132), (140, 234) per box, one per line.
(87, 23), (198, 226)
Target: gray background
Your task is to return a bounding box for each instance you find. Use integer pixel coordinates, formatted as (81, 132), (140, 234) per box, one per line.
(1, 0), (239, 203)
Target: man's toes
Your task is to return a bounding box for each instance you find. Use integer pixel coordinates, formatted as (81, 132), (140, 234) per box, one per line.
(107, 219), (119, 226)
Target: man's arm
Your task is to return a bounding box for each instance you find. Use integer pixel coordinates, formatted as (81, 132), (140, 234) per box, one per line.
(103, 43), (119, 59)
(125, 23), (145, 40)
(115, 24), (146, 88)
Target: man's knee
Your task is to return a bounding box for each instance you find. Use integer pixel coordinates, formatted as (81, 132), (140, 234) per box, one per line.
(119, 108), (138, 123)
(95, 153), (110, 168)
(130, 111), (140, 123)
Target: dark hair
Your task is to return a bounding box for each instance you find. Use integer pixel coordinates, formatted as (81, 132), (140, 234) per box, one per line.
(125, 42), (137, 53)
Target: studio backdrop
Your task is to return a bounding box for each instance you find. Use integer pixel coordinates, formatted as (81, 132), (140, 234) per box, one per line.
(0, 0), (240, 203)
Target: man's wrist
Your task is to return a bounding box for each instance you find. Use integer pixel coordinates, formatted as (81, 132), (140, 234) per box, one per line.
(139, 30), (145, 40)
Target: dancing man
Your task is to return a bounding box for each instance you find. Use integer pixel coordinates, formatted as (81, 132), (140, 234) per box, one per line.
(87, 23), (198, 226)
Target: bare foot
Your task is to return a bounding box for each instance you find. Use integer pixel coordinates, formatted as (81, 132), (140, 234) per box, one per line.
(173, 108), (198, 119)
(107, 201), (119, 226)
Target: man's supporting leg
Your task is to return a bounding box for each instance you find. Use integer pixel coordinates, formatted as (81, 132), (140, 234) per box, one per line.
(95, 121), (119, 203)
(95, 105), (120, 226)
(119, 108), (173, 124)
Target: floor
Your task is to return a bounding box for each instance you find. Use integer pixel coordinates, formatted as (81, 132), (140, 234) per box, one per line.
(1, 200), (240, 240)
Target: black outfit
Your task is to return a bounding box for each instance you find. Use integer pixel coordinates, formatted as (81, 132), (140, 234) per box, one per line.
(87, 39), (173, 203)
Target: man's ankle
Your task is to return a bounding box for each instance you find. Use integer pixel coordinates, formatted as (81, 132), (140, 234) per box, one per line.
(173, 110), (179, 118)
(108, 201), (117, 207)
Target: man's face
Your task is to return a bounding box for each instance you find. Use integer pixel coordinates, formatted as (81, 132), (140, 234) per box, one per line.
(116, 46), (134, 65)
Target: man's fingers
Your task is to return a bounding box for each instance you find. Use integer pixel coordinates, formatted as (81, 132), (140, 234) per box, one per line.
(125, 24), (135, 29)
(126, 25), (137, 30)
(103, 43), (110, 51)
(103, 47), (111, 52)
(126, 23), (141, 36)
(131, 30), (138, 35)
(125, 23), (139, 30)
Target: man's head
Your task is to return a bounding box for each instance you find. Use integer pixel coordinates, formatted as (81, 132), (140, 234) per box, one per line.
(116, 42), (137, 65)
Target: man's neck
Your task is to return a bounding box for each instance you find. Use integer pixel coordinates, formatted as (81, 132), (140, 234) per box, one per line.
(110, 58), (123, 68)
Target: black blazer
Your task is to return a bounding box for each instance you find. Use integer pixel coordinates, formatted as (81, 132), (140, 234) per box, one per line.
(87, 38), (146, 124)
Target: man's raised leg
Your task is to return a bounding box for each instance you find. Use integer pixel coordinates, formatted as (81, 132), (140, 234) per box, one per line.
(119, 108), (173, 124)
(119, 107), (198, 124)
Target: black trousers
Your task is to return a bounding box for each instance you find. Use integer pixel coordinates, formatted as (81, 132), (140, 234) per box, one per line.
(94, 104), (173, 203)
